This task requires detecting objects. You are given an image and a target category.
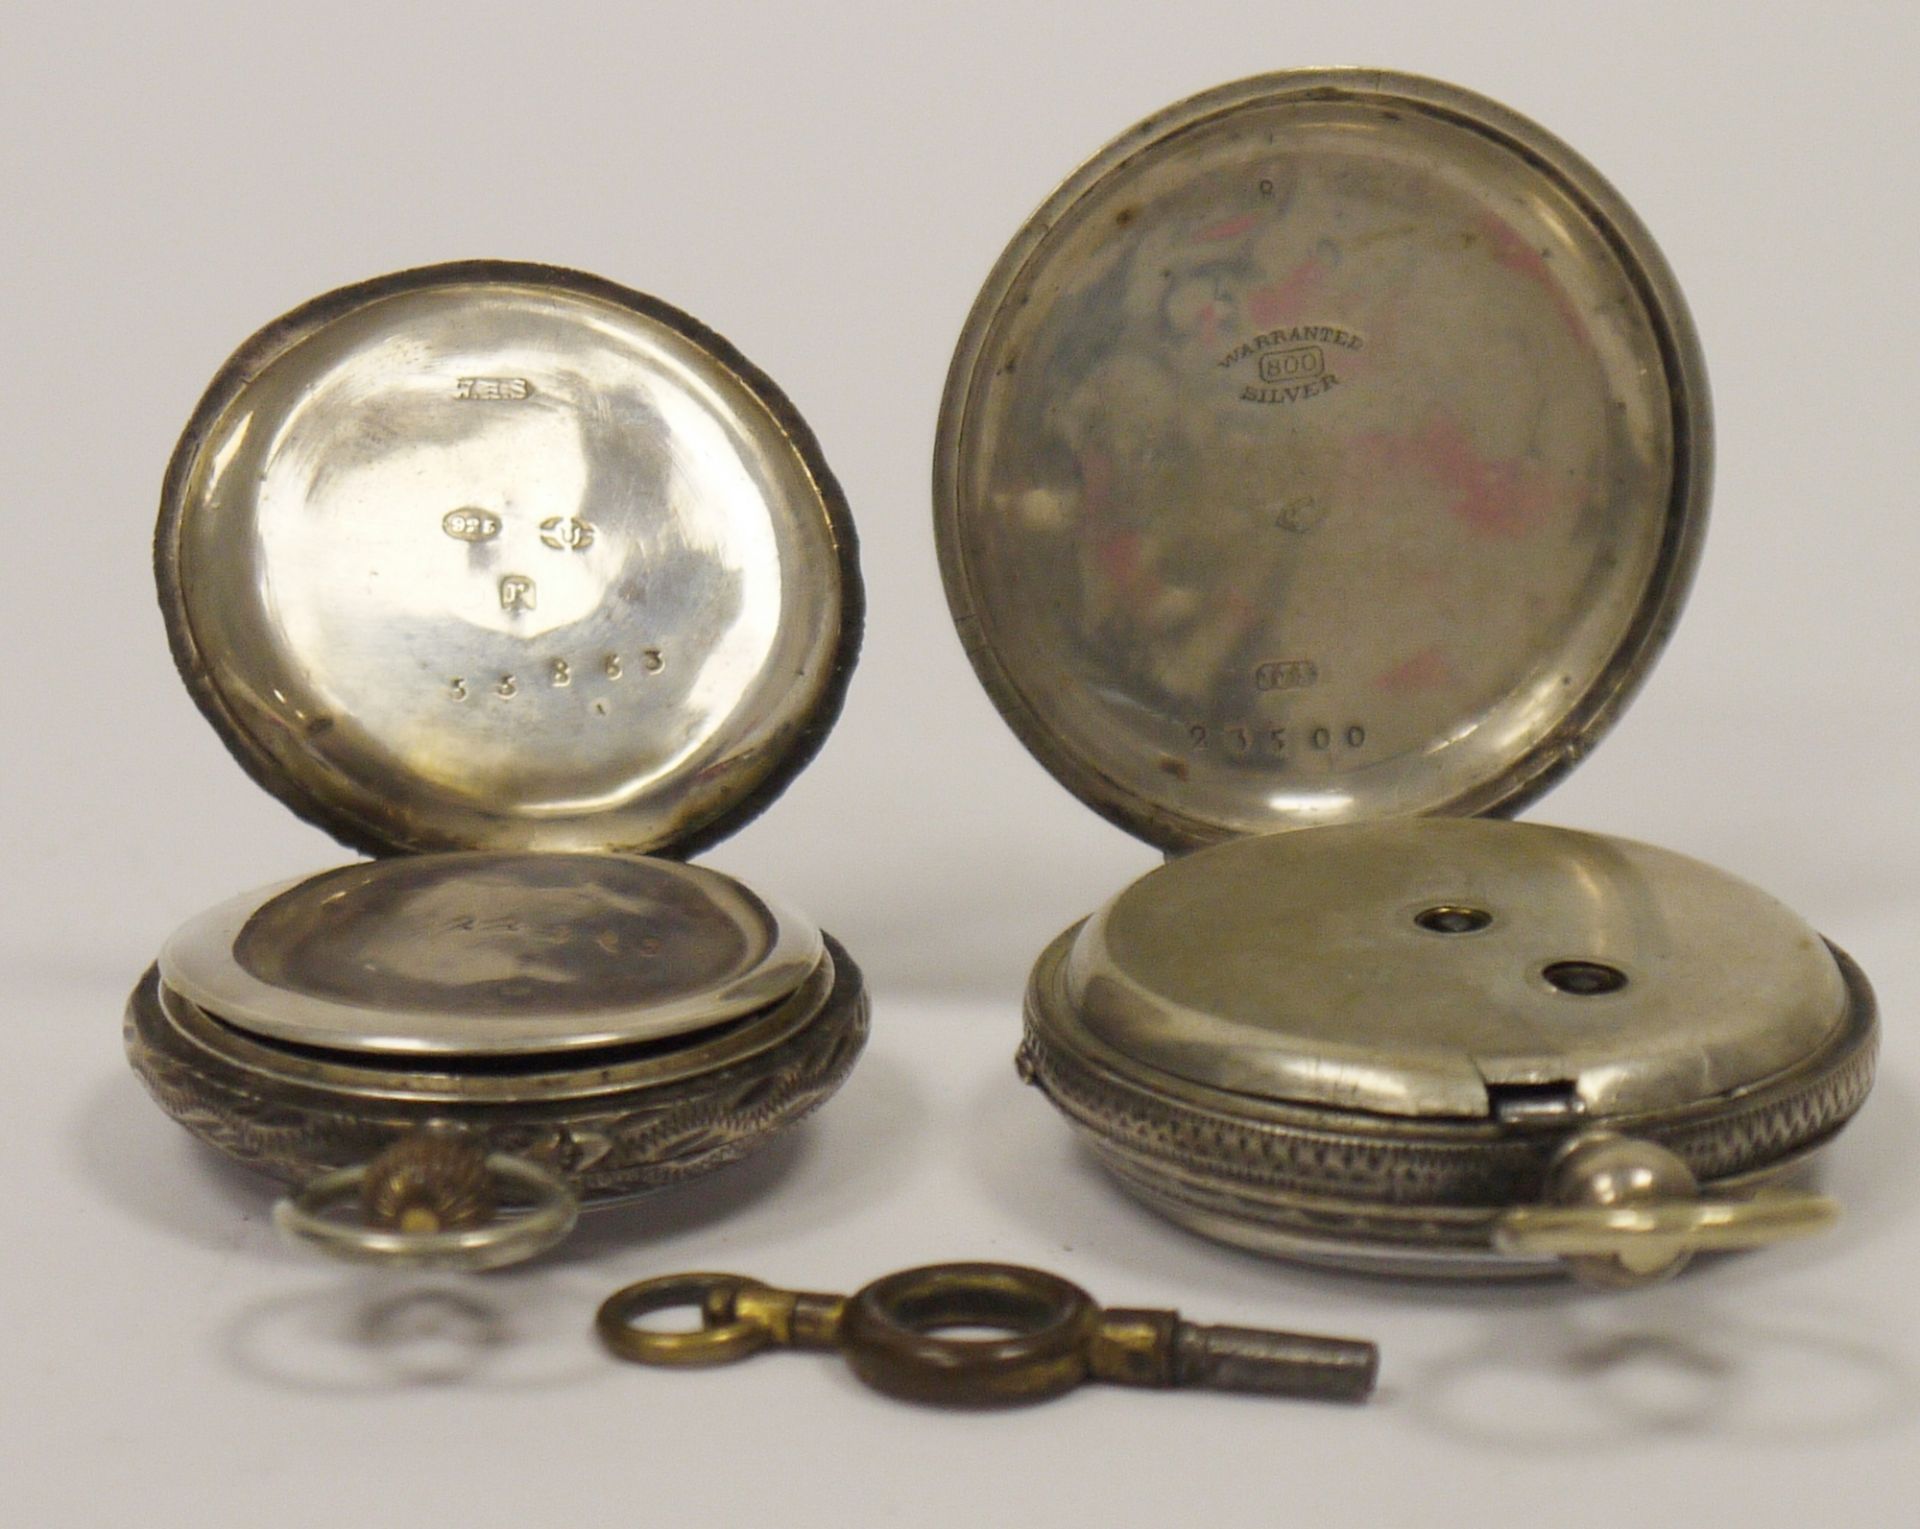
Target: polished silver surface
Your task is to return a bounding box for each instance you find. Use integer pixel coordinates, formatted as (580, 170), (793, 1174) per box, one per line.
(160, 852), (822, 1057)
(159, 262), (860, 857)
(1063, 819), (1851, 1119)
(936, 71), (1709, 851)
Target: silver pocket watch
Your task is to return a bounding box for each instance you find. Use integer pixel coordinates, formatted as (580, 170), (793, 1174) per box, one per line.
(933, 70), (1877, 1286)
(130, 261), (867, 1269)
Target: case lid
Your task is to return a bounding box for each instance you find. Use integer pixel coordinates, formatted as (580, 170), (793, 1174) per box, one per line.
(159, 852), (822, 1058)
(935, 71), (1709, 853)
(158, 261), (861, 859)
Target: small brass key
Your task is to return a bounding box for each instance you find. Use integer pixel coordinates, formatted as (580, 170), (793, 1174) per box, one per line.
(596, 1262), (1378, 1406)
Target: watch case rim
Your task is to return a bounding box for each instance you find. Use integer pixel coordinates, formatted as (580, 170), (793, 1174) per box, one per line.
(125, 935), (870, 1204)
(1018, 924), (1876, 1262)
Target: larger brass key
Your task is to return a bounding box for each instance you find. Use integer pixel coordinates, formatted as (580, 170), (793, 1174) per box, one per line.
(596, 1262), (1378, 1406)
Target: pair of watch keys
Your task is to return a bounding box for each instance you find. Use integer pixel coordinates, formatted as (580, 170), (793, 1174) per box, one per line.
(128, 68), (1877, 1406)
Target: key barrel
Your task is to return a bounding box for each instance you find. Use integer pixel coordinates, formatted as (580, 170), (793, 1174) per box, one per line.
(1090, 1307), (1378, 1402)
(1173, 1322), (1378, 1403)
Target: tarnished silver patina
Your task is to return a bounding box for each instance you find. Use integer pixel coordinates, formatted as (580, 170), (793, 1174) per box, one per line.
(160, 855), (823, 1057)
(1022, 820), (1873, 1282)
(937, 71), (1875, 1284)
(130, 262), (867, 1269)
(160, 260), (855, 858)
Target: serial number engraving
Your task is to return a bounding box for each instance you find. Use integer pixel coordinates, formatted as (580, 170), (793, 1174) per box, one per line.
(447, 651), (663, 703)
(454, 377), (534, 401)
(1187, 721), (1367, 756)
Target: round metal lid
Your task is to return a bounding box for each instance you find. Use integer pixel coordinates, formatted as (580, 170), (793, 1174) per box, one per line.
(936, 71), (1710, 852)
(159, 261), (861, 859)
(1059, 818), (1850, 1120)
(159, 852), (824, 1058)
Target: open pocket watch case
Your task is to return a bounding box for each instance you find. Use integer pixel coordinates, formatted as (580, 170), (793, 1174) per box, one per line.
(934, 71), (1877, 1286)
(128, 261), (867, 1270)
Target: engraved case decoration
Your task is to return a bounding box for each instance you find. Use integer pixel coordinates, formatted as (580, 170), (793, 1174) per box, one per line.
(934, 72), (1876, 1286)
(131, 261), (867, 1270)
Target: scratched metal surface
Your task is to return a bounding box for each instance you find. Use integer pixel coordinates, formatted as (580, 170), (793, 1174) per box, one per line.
(7, 8), (1918, 1528)
(158, 266), (860, 859)
(159, 852), (822, 1054)
(1060, 818), (1852, 1116)
(936, 72), (1709, 851)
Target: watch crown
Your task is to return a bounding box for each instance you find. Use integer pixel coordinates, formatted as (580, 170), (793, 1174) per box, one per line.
(359, 1126), (496, 1235)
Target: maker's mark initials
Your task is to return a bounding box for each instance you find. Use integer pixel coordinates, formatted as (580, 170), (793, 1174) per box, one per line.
(1254, 659), (1319, 692)
(454, 376), (534, 401)
(499, 574), (537, 612)
(539, 516), (596, 552)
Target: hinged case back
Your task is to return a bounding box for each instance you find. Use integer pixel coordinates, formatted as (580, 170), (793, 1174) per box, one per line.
(935, 70), (1710, 853)
(159, 261), (861, 859)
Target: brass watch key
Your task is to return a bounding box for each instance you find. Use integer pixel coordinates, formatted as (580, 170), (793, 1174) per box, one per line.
(596, 1263), (1379, 1406)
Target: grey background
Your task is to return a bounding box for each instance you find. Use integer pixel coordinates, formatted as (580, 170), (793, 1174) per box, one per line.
(4, 2), (1916, 1524)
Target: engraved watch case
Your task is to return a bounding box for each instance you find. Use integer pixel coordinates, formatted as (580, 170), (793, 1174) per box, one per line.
(934, 71), (1877, 1285)
(129, 261), (868, 1270)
